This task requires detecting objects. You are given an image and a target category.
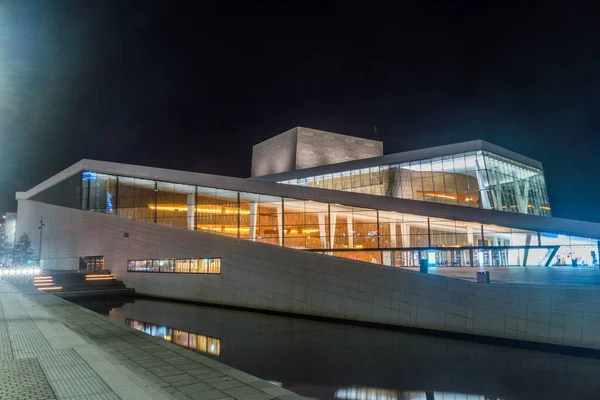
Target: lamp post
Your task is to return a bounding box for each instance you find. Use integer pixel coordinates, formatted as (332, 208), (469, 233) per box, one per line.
(38, 216), (45, 264)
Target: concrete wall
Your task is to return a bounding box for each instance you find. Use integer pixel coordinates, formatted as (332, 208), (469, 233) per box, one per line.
(251, 128), (298, 178)
(16, 199), (600, 350)
(251, 127), (383, 177)
(294, 127), (383, 171)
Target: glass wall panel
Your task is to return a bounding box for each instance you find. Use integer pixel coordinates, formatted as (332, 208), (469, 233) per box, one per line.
(77, 169), (597, 270)
(276, 150), (550, 217)
(117, 177), (157, 223)
(257, 194), (283, 246)
(155, 182), (195, 229)
(32, 172), (84, 210)
(283, 199), (329, 250)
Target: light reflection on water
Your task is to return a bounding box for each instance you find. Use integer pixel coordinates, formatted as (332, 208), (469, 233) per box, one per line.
(334, 387), (502, 400)
(77, 297), (600, 400)
(125, 318), (221, 356)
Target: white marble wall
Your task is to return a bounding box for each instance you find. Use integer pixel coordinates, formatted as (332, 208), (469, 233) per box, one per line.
(251, 127), (383, 177)
(294, 127), (383, 170)
(17, 199), (600, 350)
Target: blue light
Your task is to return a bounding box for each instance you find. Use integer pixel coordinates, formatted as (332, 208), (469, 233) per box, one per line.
(82, 171), (97, 181)
(106, 193), (113, 213)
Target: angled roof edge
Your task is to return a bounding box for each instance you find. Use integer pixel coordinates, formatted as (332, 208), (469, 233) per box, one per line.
(253, 140), (543, 182)
(15, 159), (600, 240)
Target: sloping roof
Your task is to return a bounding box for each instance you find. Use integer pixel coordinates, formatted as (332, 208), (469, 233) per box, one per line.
(15, 158), (599, 240)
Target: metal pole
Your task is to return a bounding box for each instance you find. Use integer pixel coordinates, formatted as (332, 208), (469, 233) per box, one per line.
(38, 217), (45, 263)
(427, 218), (431, 247)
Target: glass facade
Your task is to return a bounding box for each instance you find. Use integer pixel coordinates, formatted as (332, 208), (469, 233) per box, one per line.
(127, 258), (221, 274)
(30, 169), (598, 268)
(278, 151), (552, 217)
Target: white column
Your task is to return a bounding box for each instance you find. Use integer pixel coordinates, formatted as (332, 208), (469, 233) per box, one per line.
(475, 158), (492, 209)
(466, 225), (474, 245)
(383, 253), (392, 266)
(347, 217), (354, 248)
(400, 222), (409, 247)
(187, 193), (195, 230)
(514, 180), (530, 214)
(329, 212), (337, 249)
(249, 202), (257, 241)
(318, 213), (326, 249)
(383, 222), (398, 267)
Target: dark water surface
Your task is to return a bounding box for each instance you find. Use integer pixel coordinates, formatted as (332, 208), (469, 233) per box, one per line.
(76, 297), (600, 400)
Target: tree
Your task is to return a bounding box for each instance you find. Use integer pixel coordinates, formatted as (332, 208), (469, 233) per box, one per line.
(0, 227), (10, 266)
(12, 233), (34, 265)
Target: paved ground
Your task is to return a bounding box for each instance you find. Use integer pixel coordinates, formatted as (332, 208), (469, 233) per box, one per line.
(0, 279), (303, 400)
(405, 266), (600, 286)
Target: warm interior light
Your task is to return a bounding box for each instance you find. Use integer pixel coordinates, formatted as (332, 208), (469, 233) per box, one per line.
(85, 274), (114, 278)
(197, 226), (250, 233)
(86, 277), (115, 281)
(148, 204), (250, 214)
(416, 191), (477, 202)
(38, 286), (62, 291)
(354, 245), (364, 248)
(301, 229), (320, 234)
(34, 282), (55, 286)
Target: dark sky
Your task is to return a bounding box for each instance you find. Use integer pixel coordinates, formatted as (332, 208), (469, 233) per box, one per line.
(1, 1), (599, 221)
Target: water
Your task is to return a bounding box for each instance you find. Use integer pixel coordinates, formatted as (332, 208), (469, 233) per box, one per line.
(77, 297), (600, 400)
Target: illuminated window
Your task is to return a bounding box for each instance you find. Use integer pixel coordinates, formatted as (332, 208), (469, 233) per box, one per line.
(127, 258), (221, 274)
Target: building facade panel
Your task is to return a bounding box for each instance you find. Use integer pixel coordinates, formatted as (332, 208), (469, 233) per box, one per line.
(251, 127), (383, 177)
(14, 199), (600, 350)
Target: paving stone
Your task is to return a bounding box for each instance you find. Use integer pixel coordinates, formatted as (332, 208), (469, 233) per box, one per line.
(188, 389), (229, 400)
(1, 280), (302, 400)
(222, 386), (263, 397)
(211, 379), (247, 390)
(0, 358), (57, 400)
(177, 382), (213, 395)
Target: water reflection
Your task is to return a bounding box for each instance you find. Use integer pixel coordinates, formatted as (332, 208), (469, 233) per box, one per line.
(335, 387), (503, 400)
(125, 318), (221, 356)
(81, 298), (600, 400)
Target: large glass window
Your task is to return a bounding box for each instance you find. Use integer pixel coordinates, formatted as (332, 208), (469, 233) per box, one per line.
(276, 150), (551, 216)
(73, 169), (595, 269)
(128, 258), (221, 274)
(31, 172), (83, 209)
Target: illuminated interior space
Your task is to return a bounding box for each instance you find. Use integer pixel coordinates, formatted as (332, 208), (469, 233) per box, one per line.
(26, 167), (598, 268)
(276, 150), (551, 217)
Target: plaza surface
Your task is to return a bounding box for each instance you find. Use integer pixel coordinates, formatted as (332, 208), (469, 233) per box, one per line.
(411, 266), (600, 286)
(0, 279), (302, 400)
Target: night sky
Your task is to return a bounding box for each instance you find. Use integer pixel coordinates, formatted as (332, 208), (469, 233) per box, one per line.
(1, 1), (599, 221)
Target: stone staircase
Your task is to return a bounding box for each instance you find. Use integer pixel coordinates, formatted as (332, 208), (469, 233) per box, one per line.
(32, 270), (135, 299)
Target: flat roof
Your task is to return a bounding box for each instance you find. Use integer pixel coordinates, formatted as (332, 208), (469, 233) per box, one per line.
(16, 159), (600, 240)
(253, 139), (544, 182)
